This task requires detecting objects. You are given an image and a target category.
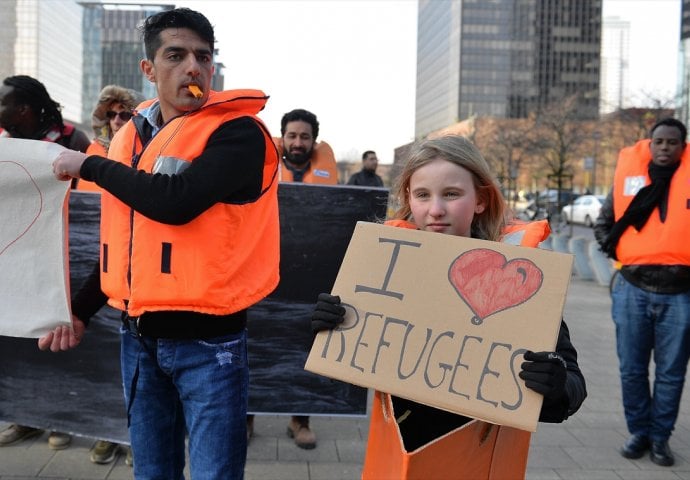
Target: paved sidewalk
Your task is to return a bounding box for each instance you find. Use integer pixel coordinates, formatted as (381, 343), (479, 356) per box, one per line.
(2, 277), (690, 479)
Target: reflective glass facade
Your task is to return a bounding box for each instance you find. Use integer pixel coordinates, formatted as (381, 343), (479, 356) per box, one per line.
(416, 0), (601, 138)
(0, 0), (84, 125)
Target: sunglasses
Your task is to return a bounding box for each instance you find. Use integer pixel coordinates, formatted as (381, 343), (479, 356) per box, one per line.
(106, 111), (134, 121)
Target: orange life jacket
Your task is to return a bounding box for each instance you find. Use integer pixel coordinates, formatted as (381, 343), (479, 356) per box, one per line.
(101, 89), (280, 316)
(362, 218), (547, 479)
(612, 139), (690, 266)
(274, 138), (338, 184)
(384, 219), (551, 247)
(77, 141), (107, 192)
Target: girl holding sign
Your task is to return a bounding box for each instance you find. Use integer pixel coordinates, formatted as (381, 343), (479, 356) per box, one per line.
(312, 135), (586, 477)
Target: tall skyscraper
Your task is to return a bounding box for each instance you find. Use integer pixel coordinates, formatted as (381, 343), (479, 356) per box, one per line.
(80, 3), (173, 122)
(415, 0), (601, 138)
(0, 0), (84, 124)
(679, 0), (690, 127)
(600, 16), (630, 114)
(81, 3), (226, 123)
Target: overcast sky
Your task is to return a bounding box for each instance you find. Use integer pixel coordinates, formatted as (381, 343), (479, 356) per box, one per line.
(174, 0), (680, 164)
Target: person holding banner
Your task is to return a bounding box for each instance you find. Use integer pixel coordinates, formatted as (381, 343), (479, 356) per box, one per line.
(311, 135), (586, 476)
(38, 7), (280, 479)
(246, 108), (337, 450)
(0, 74), (89, 451)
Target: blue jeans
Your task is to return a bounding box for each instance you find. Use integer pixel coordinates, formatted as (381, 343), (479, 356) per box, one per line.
(120, 327), (249, 480)
(611, 273), (690, 442)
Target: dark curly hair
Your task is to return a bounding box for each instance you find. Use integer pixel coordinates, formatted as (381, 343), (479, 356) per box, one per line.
(280, 109), (319, 140)
(3, 75), (64, 135)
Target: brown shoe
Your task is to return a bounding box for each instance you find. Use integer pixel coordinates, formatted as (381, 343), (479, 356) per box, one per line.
(48, 431), (71, 450)
(246, 415), (254, 443)
(287, 416), (316, 449)
(0, 424), (42, 446)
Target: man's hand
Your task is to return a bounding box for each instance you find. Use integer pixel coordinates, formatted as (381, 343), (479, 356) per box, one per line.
(311, 293), (345, 333)
(52, 150), (88, 181)
(38, 316), (85, 352)
(519, 350), (567, 400)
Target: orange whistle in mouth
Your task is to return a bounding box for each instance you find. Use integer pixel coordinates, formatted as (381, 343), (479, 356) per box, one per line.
(188, 85), (203, 99)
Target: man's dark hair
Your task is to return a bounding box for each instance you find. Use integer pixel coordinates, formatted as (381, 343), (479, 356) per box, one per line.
(650, 117), (687, 143)
(3, 75), (63, 132)
(142, 8), (215, 60)
(280, 109), (319, 140)
(362, 150), (376, 160)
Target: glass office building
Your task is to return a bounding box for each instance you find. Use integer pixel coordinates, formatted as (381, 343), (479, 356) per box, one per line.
(415, 0), (601, 138)
(0, 0), (84, 124)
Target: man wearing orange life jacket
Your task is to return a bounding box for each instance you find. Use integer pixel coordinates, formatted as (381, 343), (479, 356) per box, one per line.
(38, 8), (279, 479)
(594, 118), (690, 467)
(0, 74), (89, 452)
(275, 108), (338, 185)
(247, 108), (337, 450)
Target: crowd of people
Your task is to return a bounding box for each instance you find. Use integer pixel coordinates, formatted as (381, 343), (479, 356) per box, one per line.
(3, 4), (690, 479)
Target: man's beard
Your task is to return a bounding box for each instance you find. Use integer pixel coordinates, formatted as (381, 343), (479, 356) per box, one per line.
(285, 147), (313, 167)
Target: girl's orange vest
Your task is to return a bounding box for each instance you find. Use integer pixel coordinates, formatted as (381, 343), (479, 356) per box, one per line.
(362, 218), (550, 480)
(274, 138), (339, 184)
(102, 90), (280, 317)
(612, 140), (690, 266)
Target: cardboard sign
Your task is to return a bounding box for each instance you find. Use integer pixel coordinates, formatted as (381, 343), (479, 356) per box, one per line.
(0, 138), (71, 338)
(306, 222), (573, 431)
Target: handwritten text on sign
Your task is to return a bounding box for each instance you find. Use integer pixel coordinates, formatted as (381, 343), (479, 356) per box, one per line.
(305, 222), (573, 432)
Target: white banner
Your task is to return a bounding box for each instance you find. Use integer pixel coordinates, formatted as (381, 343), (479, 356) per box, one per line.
(0, 138), (72, 338)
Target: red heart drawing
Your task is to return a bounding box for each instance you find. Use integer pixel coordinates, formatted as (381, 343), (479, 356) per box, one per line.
(448, 248), (543, 325)
(0, 161), (43, 256)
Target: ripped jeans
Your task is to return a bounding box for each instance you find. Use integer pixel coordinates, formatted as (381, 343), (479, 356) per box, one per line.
(120, 327), (248, 480)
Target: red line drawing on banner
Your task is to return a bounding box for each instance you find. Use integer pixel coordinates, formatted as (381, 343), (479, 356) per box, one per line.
(0, 161), (43, 256)
(448, 248), (543, 325)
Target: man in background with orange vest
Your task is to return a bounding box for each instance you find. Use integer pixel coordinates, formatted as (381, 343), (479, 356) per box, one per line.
(247, 108), (337, 450)
(38, 8), (279, 479)
(595, 117), (690, 467)
(0, 74), (89, 452)
(275, 108), (338, 184)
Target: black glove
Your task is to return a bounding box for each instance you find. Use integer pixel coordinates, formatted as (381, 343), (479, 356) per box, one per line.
(311, 293), (346, 333)
(519, 350), (567, 400)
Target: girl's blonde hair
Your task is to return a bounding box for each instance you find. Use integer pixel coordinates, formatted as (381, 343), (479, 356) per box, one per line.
(391, 135), (507, 241)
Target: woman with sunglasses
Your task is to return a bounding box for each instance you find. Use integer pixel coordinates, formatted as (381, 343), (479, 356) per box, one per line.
(79, 85), (142, 191)
(79, 85), (142, 465)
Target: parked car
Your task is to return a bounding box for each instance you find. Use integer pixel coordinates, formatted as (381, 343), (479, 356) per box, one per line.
(528, 189), (579, 219)
(561, 195), (605, 227)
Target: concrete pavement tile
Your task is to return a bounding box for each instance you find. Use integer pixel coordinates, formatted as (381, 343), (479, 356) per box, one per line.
(554, 469), (622, 479)
(609, 471), (683, 480)
(525, 468), (562, 479)
(308, 462), (362, 480)
(309, 417), (366, 440)
(571, 412), (627, 429)
(247, 435), (278, 461)
(278, 437), (339, 462)
(0, 442), (52, 477)
(106, 456), (134, 480)
(566, 426), (627, 447)
(527, 446), (580, 469)
(563, 445), (640, 470)
(576, 395), (623, 413)
(244, 461), (309, 480)
(40, 447), (113, 479)
(334, 438), (365, 463)
(532, 424), (582, 447)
